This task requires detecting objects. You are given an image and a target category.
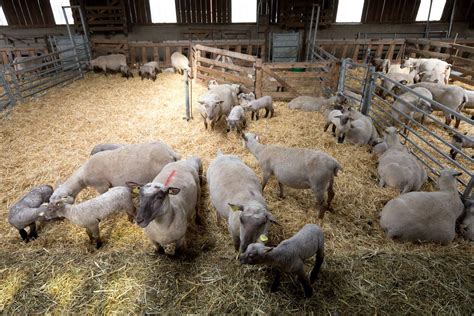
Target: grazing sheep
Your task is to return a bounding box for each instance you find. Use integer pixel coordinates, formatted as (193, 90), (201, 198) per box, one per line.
(139, 61), (160, 81)
(242, 96), (274, 120)
(336, 110), (379, 145)
(391, 87), (433, 126)
(198, 85), (235, 130)
(207, 152), (278, 252)
(242, 133), (341, 218)
(89, 54), (132, 78)
(171, 51), (190, 76)
(50, 142), (180, 205)
(127, 157), (201, 255)
(377, 127), (427, 193)
(379, 169), (464, 244)
(239, 224), (324, 298)
(401, 57), (451, 84)
(226, 105), (246, 134)
(44, 187), (135, 248)
(90, 143), (124, 156)
(449, 133), (474, 160)
(8, 185), (53, 242)
(461, 200), (473, 242)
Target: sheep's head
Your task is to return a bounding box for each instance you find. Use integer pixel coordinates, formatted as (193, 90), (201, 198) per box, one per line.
(241, 132), (260, 148)
(400, 57), (412, 69)
(207, 79), (218, 90)
(226, 119), (239, 133)
(44, 198), (68, 220)
(438, 168), (462, 192)
(239, 242), (273, 265)
(198, 95), (223, 120)
(49, 186), (75, 206)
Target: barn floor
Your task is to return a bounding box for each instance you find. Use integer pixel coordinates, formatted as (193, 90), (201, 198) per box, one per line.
(0, 72), (472, 314)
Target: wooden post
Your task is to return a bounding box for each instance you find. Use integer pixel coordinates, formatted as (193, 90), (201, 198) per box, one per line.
(255, 58), (263, 98)
(165, 47), (171, 67)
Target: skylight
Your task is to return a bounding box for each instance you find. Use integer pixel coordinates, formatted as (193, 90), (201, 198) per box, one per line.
(416, 0), (446, 21)
(150, 0), (177, 23)
(50, 0), (74, 25)
(232, 0), (257, 23)
(335, 0), (364, 23)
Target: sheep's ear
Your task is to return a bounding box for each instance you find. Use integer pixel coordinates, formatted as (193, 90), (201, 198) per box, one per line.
(263, 246), (273, 254)
(167, 187), (181, 195)
(266, 212), (280, 225)
(228, 203), (244, 212)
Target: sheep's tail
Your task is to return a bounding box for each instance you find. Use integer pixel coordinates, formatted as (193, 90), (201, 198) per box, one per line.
(333, 161), (343, 177)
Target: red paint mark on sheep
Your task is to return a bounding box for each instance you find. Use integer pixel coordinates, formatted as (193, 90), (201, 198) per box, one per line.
(164, 170), (176, 186)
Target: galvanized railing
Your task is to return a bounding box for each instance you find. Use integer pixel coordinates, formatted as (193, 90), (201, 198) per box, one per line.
(338, 58), (473, 199)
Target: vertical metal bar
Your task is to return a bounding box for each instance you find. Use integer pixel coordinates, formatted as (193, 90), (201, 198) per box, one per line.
(310, 5), (320, 62)
(306, 5), (316, 61)
(447, 0), (457, 38)
(361, 66), (375, 115)
(77, 5), (91, 61)
(184, 69), (190, 120)
(62, 6), (83, 78)
(337, 59), (347, 94)
(425, 0), (433, 38)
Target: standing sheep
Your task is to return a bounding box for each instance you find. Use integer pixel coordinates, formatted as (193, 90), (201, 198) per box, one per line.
(44, 187), (135, 248)
(89, 54), (133, 78)
(198, 85), (235, 130)
(242, 133), (341, 219)
(226, 105), (247, 134)
(239, 224), (325, 298)
(242, 96), (274, 120)
(391, 87), (433, 126)
(401, 57), (451, 84)
(379, 169), (464, 244)
(49, 142), (180, 205)
(139, 61), (160, 81)
(377, 127), (427, 193)
(171, 51), (191, 76)
(8, 185), (53, 242)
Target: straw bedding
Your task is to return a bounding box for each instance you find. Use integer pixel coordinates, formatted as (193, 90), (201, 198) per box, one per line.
(0, 72), (472, 314)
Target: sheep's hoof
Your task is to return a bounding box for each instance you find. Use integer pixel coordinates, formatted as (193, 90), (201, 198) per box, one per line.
(95, 240), (103, 249)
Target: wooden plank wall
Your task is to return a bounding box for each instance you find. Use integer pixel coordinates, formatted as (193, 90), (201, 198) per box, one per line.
(318, 39), (406, 61)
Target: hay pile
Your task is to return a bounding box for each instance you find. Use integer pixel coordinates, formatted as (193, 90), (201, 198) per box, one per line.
(0, 72), (472, 314)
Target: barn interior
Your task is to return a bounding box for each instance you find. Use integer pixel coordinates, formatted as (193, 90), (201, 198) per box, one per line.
(0, 0), (473, 314)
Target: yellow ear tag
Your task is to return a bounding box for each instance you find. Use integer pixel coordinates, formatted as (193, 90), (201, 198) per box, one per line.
(132, 187), (140, 194)
(259, 235), (268, 242)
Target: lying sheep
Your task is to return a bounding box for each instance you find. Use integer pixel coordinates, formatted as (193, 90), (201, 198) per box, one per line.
(8, 185), (53, 242)
(239, 224), (324, 298)
(198, 84), (235, 130)
(171, 51), (191, 76)
(372, 139), (388, 157)
(379, 169), (464, 244)
(226, 106), (246, 134)
(377, 127), (427, 193)
(89, 54), (133, 78)
(44, 187), (135, 248)
(336, 111), (379, 145)
(127, 156), (201, 255)
(391, 87), (433, 126)
(90, 143), (124, 156)
(242, 96), (274, 120)
(243, 133), (341, 219)
(207, 152), (278, 252)
(461, 200), (473, 242)
(139, 61), (160, 81)
(50, 142), (180, 205)
(449, 133), (473, 160)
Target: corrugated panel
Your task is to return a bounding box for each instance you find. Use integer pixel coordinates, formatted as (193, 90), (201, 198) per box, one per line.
(2, 0), (55, 26)
(272, 32), (299, 62)
(176, 0), (230, 24)
(362, 0), (421, 23)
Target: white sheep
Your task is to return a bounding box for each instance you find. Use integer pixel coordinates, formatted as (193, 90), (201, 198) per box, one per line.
(379, 168), (464, 244)
(171, 51), (190, 75)
(44, 187), (135, 248)
(370, 58), (391, 73)
(198, 85), (235, 130)
(139, 61), (160, 81)
(90, 143), (124, 156)
(226, 105), (246, 134)
(401, 57), (451, 84)
(335, 110), (379, 145)
(391, 87), (433, 126)
(239, 224), (325, 298)
(242, 95), (274, 120)
(242, 133), (341, 219)
(89, 54), (133, 78)
(379, 70), (419, 98)
(50, 142), (180, 205)
(377, 127), (427, 193)
(8, 185), (53, 242)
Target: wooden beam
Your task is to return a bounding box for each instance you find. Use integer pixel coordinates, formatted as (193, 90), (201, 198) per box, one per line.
(261, 65), (300, 97)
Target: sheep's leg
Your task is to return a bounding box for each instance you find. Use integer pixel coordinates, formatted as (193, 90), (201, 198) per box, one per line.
(454, 116), (460, 129)
(255, 110), (260, 121)
(270, 269), (281, 292)
(450, 149), (457, 160)
(232, 235), (240, 252)
(251, 111), (255, 121)
(243, 117), (247, 128)
(310, 252), (324, 283)
(323, 122), (331, 132)
(261, 169), (272, 192)
(28, 222), (38, 240)
(19, 229), (29, 242)
(278, 181), (285, 199)
(331, 124), (336, 136)
(216, 211), (224, 226)
(444, 112), (452, 127)
(311, 183), (326, 219)
(327, 179), (335, 211)
(337, 134), (345, 143)
(270, 108), (274, 118)
(201, 114), (208, 130)
(296, 269), (313, 298)
(154, 242), (165, 255)
(264, 108), (269, 118)
(86, 225), (102, 249)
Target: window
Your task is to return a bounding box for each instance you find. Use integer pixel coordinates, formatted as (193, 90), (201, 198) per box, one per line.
(50, 0), (74, 25)
(232, 0), (257, 23)
(335, 0), (364, 23)
(0, 6), (8, 26)
(416, 0), (446, 21)
(150, 0), (177, 23)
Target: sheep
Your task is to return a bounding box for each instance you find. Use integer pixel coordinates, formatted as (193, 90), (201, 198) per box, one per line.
(139, 61), (160, 81)
(8, 185), (53, 242)
(460, 200), (473, 242)
(377, 127), (427, 193)
(126, 156), (201, 255)
(207, 152), (278, 252)
(242, 133), (341, 219)
(90, 143), (124, 156)
(171, 51), (191, 76)
(408, 82), (467, 128)
(239, 224), (324, 298)
(463, 89), (474, 109)
(237, 92), (256, 104)
(288, 95), (345, 111)
(198, 84), (235, 130)
(387, 63), (411, 75)
(89, 54), (133, 78)
(372, 139), (388, 157)
(226, 105), (246, 134)
(44, 187), (135, 248)
(379, 168), (464, 244)
(391, 87), (433, 126)
(242, 96), (274, 120)
(449, 133), (473, 160)
(401, 57), (451, 84)
(323, 106), (345, 137)
(49, 142), (180, 205)
(208, 79), (219, 90)
(336, 111), (379, 145)
(370, 58), (391, 73)
(379, 70), (419, 98)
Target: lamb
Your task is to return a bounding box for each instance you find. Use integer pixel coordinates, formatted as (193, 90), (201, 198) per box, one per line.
(377, 127), (427, 193)
(198, 84), (235, 130)
(370, 58), (391, 73)
(8, 185), (53, 242)
(391, 87), (433, 125)
(139, 61), (160, 81)
(50, 142), (180, 205)
(89, 54), (133, 78)
(207, 152), (278, 252)
(401, 57), (451, 84)
(237, 92), (256, 104)
(242, 96), (274, 120)
(126, 156), (201, 255)
(408, 82), (467, 128)
(239, 224), (324, 298)
(460, 200), (473, 242)
(379, 168), (464, 244)
(44, 187), (135, 248)
(242, 133), (341, 218)
(90, 143), (124, 156)
(226, 105), (247, 134)
(171, 51), (191, 76)
(449, 133), (473, 160)
(323, 105), (346, 137)
(336, 111), (379, 145)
